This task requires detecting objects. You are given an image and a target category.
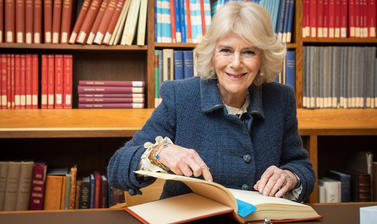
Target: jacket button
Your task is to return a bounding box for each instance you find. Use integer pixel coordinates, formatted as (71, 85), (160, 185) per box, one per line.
(241, 184), (249, 190)
(128, 188), (136, 196)
(243, 154), (251, 163)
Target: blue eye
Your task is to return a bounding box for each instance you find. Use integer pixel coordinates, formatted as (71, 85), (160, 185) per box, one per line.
(243, 50), (256, 55)
(220, 48), (232, 53)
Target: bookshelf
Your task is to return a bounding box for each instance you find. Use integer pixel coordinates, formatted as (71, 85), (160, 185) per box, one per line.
(0, 0), (377, 209)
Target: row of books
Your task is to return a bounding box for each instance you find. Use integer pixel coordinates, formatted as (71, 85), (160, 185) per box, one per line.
(0, 0), (148, 45)
(302, 0), (377, 39)
(319, 151), (377, 203)
(78, 80), (145, 108)
(0, 161), (126, 211)
(155, 0), (211, 43)
(154, 49), (195, 106)
(212, 0), (295, 43)
(41, 54), (73, 109)
(303, 46), (377, 109)
(0, 54), (39, 109)
(70, 0), (148, 45)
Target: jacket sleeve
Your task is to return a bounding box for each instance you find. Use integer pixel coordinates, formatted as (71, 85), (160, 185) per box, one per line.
(279, 86), (316, 202)
(107, 81), (177, 194)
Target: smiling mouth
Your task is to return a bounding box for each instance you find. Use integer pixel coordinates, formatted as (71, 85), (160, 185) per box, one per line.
(226, 72), (247, 78)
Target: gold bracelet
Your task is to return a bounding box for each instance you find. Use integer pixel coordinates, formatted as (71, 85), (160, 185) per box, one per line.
(149, 143), (170, 171)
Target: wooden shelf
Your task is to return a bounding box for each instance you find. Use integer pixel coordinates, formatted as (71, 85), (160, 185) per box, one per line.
(1, 109), (376, 138)
(0, 109), (153, 138)
(0, 43), (148, 51)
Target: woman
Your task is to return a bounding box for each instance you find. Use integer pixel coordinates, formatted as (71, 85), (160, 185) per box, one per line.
(107, 2), (315, 202)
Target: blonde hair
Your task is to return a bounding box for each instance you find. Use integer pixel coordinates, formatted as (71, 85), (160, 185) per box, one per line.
(194, 2), (286, 85)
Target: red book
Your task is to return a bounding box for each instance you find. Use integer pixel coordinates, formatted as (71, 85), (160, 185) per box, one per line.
(355, 0), (361, 38)
(349, 0), (355, 37)
(29, 163), (47, 210)
(78, 86), (144, 94)
(33, 0), (42, 43)
(93, 171), (102, 208)
(14, 54), (21, 109)
(79, 80), (144, 87)
(20, 55), (26, 109)
(169, 0), (176, 43)
(87, 0), (110, 44)
(63, 55), (72, 109)
(25, 54), (32, 109)
(0, 0), (3, 43)
(52, 0), (63, 43)
(79, 97), (144, 103)
(199, 0), (206, 35)
(32, 54), (38, 108)
(5, 0), (15, 43)
(309, 0), (317, 37)
(54, 55), (64, 109)
(47, 55), (54, 109)
(334, 0), (341, 38)
(340, 0), (348, 38)
(69, 0), (92, 44)
(78, 103), (144, 108)
(369, 0), (376, 38)
(79, 93), (144, 98)
(185, 0), (192, 43)
(328, 0), (335, 38)
(44, 0), (53, 43)
(302, 0), (310, 38)
(360, 0), (366, 38)
(93, 0), (118, 45)
(317, 0), (324, 37)
(41, 55), (48, 109)
(76, 0), (103, 44)
(10, 54), (15, 109)
(101, 0), (125, 45)
(322, 0), (329, 37)
(25, 0), (33, 44)
(15, 0), (25, 43)
(0, 55), (4, 108)
(60, 0), (74, 44)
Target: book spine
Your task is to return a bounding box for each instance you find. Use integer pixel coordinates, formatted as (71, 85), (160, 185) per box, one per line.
(25, 0), (33, 44)
(29, 163), (47, 210)
(19, 55), (26, 109)
(3, 162), (21, 211)
(183, 50), (193, 79)
(44, 0), (53, 43)
(44, 176), (63, 210)
(41, 55), (48, 109)
(78, 80), (144, 87)
(15, 161), (34, 211)
(31, 54), (38, 108)
(0, 0), (3, 43)
(101, 0), (124, 45)
(136, 0), (147, 45)
(54, 55), (64, 109)
(185, 0), (192, 43)
(52, 0), (63, 43)
(0, 162), (9, 211)
(47, 55), (54, 109)
(173, 50), (183, 80)
(340, 0), (347, 38)
(78, 93), (144, 98)
(79, 97), (144, 103)
(79, 177), (90, 209)
(63, 55), (73, 109)
(1, 55), (7, 109)
(15, 0), (24, 43)
(78, 86), (144, 94)
(369, 0), (376, 38)
(87, 0), (110, 44)
(78, 103), (144, 108)
(69, 167), (77, 209)
(33, 0), (42, 43)
(93, 171), (101, 208)
(14, 54), (21, 109)
(60, 0), (73, 44)
(76, 0), (103, 44)
(5, 0), (15, 43)
(25, 54), (32, 109)
(69, 0), (92, 44)
(93, 0), (117, 45)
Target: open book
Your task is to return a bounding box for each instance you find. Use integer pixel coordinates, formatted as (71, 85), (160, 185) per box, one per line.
(123, 170), (322, 224)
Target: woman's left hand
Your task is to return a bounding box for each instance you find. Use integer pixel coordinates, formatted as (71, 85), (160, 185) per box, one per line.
(253, 165), (297, 198)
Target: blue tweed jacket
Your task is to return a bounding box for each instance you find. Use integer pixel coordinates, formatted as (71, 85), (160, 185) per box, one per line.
(107, 77), (315, 202)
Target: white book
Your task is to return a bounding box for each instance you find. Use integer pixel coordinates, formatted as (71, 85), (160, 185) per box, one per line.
(120, 0), (141, 45)
(136, 0), (147, 46)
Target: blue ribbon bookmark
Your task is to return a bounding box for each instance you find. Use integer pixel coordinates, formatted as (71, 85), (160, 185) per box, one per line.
(236, 199), (256, 218)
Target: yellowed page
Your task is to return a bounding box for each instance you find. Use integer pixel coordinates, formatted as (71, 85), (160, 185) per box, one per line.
(128, 193), (233, 224)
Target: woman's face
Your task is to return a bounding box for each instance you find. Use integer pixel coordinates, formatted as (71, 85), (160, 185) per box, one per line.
(213, 32), (262, 102)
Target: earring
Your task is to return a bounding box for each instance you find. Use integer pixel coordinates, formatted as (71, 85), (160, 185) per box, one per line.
(259, 72), (264, 76)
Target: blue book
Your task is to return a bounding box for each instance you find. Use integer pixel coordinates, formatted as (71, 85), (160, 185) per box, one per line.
(90, 173), (95, 208)
(286, 0), (294, 43)
(285, 50), (296, 93)
(276, 0), (287, 40)
(174, 50), (184, 80)
(174, 0), (182, 42)
(282, 0), (291, 42)
(204, 0), (211, 33)
(183, 50), (194, 79)
(180, 0), (187, 43)
(327, 170), (351, 202)
(159, 0), (172, 43)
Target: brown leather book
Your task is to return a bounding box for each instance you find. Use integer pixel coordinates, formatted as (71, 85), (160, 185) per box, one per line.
(86, 0), (111, 44)
(44, 175), (64, 210)
(76, 0), (103, 44)
(15, 0), (25, 43)
(44, 0), (53, 43)
(25, 0), (33, 44)
(60, 0), (74, 44)
(33, 0), (42, 43)
(5, 0), (15, 43)
(350, 172), (371, 202)
(29, 163), (47, 210)
(52, 0), (63, 43)
(69, 167), (77, 209)
(68, 0), (92, 44)
(93, 0), (119, 45)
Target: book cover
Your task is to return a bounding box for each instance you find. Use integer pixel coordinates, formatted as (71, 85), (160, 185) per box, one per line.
(15, 0), (24, 43)
(78, 80), (144, 87)
(126, 171), (322, 224)
(60, 0), (74, 43)
(19, 55), (26, 109)
(69, 0), (92, 44)
(101, 0), (125, 45)
(327, 170), (351, 202)
(44, 0), (53, 43)
(173, 50), (183, 80)
(5, 0), (15, 43)
(44, 175), (64, 210)
(0, 0), (3, 43)
(183, 50), (193, 79)
(1, 55), (7, 109)
(79, 176), (91, 209)
(78, 102), (144, 108)
(69, 166), (77, 209)
(78, 86), (144, 94)
(76, 0), (103, 44)
(120, 0), (141, 45)
(3, 161), (21, 211)
(33, 0), (42, 43)
(41, 55), (48, 109)
(25, 0), (33, 44)
(87, 0), (110, 44)
(25, 54), (32, 109)
(136, 0), (147, 45)
(93, 171), (102, 208)
(47, 55), (55, 109)
(15, 161), (34, 210)
(29, 163), (47, 210)
(109, 0), (132, 45)
(285, 50), (296, 94)
(78, 93), (144, 98)
(93, 0), (118, 45)
(52, 0), (63, 43)
(63, 55), (73, 109)
(54, 55), (64, 109)
(0, 161), (9, 211)
(79, 97), (144, 103)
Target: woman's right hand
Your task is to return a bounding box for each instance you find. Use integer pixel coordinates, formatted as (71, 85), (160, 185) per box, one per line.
(157, 144), (213, 182)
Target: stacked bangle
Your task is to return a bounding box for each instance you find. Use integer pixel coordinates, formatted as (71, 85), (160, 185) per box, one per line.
(149, 143), (170, 171)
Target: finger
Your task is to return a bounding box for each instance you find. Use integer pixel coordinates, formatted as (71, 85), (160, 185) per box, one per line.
(178, 161), (193, 177)
(184, 156), (202, 177)
(257, 167), (275, 192)
(262, 174), (280, 196)
(275, 182), (291, 198)
(253, 180), (260, 190)
(190, 149), (213, 182)
(269, 176), (286, 197)
(201, 165), (213, 182)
